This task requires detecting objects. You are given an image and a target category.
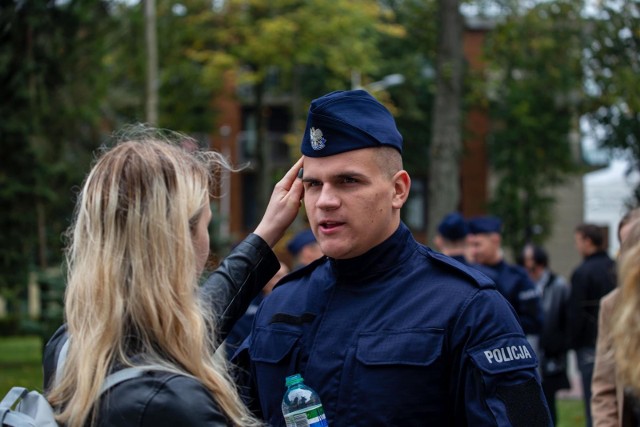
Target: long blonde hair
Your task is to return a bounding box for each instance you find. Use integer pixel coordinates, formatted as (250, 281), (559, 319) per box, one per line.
(48, 128), (261, 427)
(612, 216), (640, 395)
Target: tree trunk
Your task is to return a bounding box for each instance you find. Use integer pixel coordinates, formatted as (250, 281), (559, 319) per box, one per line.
(255, 82), (272, 217)
(427, 0), (463, 244)
(145, 0), (158, 125)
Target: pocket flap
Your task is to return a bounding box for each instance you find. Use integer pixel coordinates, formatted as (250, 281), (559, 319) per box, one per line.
(468, 334), (538, 375)
(356, 329), (444, 366)
(250, 327), (301, 363)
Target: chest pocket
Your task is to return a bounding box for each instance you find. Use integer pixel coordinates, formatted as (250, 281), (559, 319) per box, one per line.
(356, 329), (444, 366)
(351, 329), (447, 421)
(250, 327), (301, 364)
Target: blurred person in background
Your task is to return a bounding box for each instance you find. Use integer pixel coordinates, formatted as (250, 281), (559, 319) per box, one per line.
(570, 223), (617, 427)
(286, 228), (324, 269)
(592, 208), (640, 427)
(468, 216), (544, 338)
(433, 212), (469, 264)
(522, 243), (571, 425)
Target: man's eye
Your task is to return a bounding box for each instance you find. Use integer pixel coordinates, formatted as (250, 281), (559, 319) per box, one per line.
(341, 177), (358, 184)
(305, 180), (321, 188)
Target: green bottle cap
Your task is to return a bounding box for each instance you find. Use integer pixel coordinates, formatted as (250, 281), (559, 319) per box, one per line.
(285, 373), (304, 387)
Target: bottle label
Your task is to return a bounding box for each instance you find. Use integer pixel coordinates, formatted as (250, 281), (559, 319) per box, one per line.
(284, 404), (329, 427)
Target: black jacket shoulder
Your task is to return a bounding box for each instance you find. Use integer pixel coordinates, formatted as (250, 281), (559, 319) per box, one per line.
(98, 372), (228, 427)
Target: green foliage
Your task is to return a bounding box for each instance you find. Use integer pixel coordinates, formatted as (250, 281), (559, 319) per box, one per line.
(583, 0), (640, 199)
(378, 0), (438, 176)
(0, 0), (113, 306)
(483, 0), (583, 255)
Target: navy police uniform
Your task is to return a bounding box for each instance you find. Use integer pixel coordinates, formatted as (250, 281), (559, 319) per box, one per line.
(473, 260), (543, 335)
(468, 217), (544, 336)
(437, 212), (470, 265)
(236, 224), (550, 426)
(235, 90), (551, 426)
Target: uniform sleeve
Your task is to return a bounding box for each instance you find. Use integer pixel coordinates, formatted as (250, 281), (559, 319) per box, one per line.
(454, 289), (552, 427)
(200, 233), (279, 341)
(139, 376), (229, 427)
(591, 291), (619, 427)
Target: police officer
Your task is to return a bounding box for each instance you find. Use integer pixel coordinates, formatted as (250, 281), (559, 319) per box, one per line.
(235, 90), (551, 426)
(467, 216), (544, 338)
(286, 228), (323, 269)
(434, 211), (470, 264)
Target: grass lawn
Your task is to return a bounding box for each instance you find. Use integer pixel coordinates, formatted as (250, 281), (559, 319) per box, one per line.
(0, 335), (44, 396)
(0, 336), (588, 425)
(557, 398), (586, 427)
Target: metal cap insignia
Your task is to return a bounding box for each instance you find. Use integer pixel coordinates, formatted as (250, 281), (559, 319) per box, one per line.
(310, 127), (326, 151)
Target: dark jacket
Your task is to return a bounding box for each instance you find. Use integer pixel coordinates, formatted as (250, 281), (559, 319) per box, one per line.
(568, 251), (616, 349)
(237, 223), (551, 426)
(42, 233), (279, 427)
(537, 270), (571, 392)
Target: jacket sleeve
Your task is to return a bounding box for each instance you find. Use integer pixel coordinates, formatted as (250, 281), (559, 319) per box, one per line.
(199, 233), (279, 342)
(591, 290), (620, 427)
(568, 267), (588, 349)
(42, 324), (68, 391)
(515, 272), (544, 335)
(456, 289), (552, 426)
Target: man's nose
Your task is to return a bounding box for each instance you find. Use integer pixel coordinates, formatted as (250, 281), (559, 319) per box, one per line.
(316, 185), (340, 210)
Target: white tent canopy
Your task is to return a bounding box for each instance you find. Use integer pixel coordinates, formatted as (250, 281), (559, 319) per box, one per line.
(584, 158), (639, 256)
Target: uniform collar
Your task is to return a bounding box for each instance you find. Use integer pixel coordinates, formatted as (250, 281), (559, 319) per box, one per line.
(329, 222), (417, 283)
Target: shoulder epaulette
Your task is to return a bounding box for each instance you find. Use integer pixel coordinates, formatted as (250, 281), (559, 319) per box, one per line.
(426, 248), (495, 289)
(273, 256), (327, 290)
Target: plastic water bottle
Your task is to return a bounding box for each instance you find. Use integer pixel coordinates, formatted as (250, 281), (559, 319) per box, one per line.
(281, 373), (329, 427)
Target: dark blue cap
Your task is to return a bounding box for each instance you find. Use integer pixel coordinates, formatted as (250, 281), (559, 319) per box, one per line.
(286, 229), (317, 256)
(301, 90), (403, 157)
(437, 212), (468, 240)
(468, 216), (503, 234)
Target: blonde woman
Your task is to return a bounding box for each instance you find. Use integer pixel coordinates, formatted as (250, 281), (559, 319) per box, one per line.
(612, 217), (640, 426)
(41, 128), (304, 427)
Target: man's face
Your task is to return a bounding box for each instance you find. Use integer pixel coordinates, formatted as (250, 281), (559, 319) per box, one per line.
(574, 232), (588, 257)
(302, 148), (405, 259)
(192, 203), (212, 275)
(468, 233), (500, 265)
(299, 242), (323, 265)
(522, 246), (539, 280)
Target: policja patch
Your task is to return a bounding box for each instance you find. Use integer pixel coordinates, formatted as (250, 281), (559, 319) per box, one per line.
(468, 334), (537, 374)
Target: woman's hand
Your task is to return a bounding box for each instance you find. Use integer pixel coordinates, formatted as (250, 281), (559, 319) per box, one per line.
(253, 157), (304, 247)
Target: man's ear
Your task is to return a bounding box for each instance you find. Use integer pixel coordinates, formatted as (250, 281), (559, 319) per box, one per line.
(391, 170), (411, 209)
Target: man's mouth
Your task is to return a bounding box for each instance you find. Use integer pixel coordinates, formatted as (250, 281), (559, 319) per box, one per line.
(319, 221), (344, 231)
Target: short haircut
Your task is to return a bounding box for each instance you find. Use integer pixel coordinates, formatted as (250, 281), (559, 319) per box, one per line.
(528, 244), (549, 268)
(575, 223), (605, 248)
(373, 146), (403, 178)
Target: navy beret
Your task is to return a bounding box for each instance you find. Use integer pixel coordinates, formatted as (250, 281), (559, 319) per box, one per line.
(287, 229), (317, 256)
(301, 90), (403, 157)
(437, 212), (468, 240)
(468, 216), (503, 234)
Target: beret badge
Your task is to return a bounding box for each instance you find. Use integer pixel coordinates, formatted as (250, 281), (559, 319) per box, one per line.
(310, 127), (326, 151)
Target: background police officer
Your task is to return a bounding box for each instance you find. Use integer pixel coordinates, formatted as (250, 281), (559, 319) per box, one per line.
(467, 216), (544, 340)
(434, 211), (469, 264)
(235, 90), (552, 426)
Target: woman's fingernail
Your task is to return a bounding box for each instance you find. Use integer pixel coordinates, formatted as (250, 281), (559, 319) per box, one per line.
(297, 168), (303, 178)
